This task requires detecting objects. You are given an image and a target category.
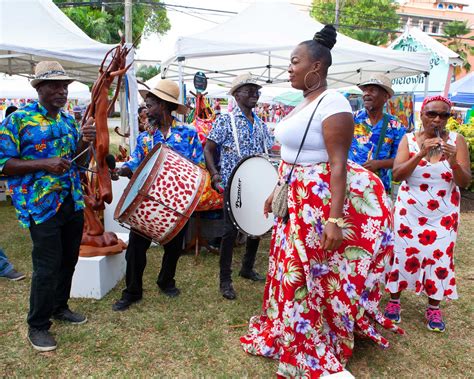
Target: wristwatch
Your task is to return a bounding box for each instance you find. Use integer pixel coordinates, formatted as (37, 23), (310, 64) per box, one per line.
(327, 217), (344, 228)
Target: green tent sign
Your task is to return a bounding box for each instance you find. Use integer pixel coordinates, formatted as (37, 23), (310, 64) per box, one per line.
(391, 37), (449, 93)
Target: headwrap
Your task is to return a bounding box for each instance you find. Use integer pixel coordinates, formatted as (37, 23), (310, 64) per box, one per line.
(421, 95), (452, 112)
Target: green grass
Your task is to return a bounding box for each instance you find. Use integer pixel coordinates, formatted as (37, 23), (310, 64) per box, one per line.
(0, 200), (473, 377)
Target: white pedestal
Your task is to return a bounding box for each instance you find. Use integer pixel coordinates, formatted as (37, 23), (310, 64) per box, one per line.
(70, 233), (129, 299)
(104, 167), (130, 235)
(0, 180), (6, 201)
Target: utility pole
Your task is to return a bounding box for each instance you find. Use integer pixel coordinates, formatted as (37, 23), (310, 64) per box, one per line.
(335, 0), (341, 30)
(124, 0), (132, 44)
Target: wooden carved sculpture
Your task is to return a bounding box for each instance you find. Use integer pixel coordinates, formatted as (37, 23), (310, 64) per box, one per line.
(79, 39), (132, 257)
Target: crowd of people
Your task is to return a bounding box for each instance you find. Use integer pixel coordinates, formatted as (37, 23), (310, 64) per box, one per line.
(0, 23), (471, 378)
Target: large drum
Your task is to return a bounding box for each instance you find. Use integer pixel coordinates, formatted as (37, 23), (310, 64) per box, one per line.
(114, 143), (207, 245)
(226, 155), (279, 237)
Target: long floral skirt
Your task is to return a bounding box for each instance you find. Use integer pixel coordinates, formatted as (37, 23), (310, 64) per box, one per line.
(240, 161), (403, 377)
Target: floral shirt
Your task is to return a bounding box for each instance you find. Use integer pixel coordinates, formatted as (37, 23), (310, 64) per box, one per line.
(0, 101), (84, 228)
(349, 109), (407, 191)
(207, 106), (274, 187)
(123, 117), (204, 172)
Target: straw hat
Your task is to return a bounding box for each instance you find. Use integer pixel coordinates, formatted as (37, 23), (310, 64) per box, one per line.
(358, 73), (394, 97)
(229, 73), (262, 96)
(139, 80), (188, 114)
(30, 61), (75, 88)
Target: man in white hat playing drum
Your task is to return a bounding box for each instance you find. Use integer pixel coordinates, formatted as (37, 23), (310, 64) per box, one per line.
(348, 73), (408, 192)
(112, 79), (204, 311)
(0, 61), (95, 352)
(204, 73), (274, 300)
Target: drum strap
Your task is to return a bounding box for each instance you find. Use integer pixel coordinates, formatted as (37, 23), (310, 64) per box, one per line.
(285, 93), (327, 184)
(229, 113), (242, 158)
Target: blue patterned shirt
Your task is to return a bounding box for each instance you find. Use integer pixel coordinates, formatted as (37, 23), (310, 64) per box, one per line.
(0, 101), (84, 228)
(123, 118), (204, 172)
(207, 107), (274, 187)
(349, 109), (407, 191)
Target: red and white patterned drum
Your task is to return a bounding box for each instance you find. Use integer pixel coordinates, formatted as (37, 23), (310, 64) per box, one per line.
(114, 143), (208, 245)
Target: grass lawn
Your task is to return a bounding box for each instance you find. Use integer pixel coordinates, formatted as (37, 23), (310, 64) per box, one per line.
(0, 199), (472, 377)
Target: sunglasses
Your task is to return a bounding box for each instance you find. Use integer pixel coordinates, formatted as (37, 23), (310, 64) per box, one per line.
(423, 111), (451, 120)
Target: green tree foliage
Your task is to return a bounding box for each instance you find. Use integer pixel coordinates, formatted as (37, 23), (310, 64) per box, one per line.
(53, 0), (170, 46)
(440, 20), (474, 74)
(136, 65), (160, 82)
(310, 0), (400, 46)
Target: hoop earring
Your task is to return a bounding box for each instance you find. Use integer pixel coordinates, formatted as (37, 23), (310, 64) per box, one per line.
(304, 70), (321, 91)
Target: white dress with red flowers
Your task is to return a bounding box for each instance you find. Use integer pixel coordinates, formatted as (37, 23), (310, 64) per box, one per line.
(386, 132), (459, 301)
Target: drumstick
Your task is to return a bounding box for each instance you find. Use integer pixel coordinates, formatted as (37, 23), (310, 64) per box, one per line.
(366, 145), (374, 162)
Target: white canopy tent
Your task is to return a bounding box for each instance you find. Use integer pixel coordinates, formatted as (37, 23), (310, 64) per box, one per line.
(0, 74), (90, 100)
(0, 0), (139, 148)
(160, 2), (431, 91)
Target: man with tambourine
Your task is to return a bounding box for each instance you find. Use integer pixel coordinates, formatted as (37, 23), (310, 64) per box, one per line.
(204, 73), (274, 300)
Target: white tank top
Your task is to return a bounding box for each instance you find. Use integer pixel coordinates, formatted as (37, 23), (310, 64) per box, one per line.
(275, 90), (352, 165)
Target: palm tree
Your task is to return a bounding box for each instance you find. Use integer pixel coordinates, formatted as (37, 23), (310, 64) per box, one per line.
(440, 20), (474, 75)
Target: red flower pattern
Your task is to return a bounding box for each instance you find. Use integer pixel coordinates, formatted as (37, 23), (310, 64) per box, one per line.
(404, 256), (420, 274)
(451, 189), (459, 206)
(418, 217), (428, 226)
(405, 247), (420, 256)
(441, 171), (452, 182)
(418, 230), (437, 245)
(440, 215), (453, 230)
(424, 279), (438, 296)
(398, 223), (413, 239)
(435, 267), (449, 280)
(433, 249), (444, 259)
(385, 132), (459, 301)
(427, 199), (439, 211)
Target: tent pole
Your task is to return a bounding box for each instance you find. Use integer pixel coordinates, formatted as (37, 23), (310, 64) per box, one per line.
(443, 64), (454, 97)
(178, 57), (184, 122)
(423, 72), (429, 98)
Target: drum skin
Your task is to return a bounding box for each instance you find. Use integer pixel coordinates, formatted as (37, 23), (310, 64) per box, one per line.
(226, 155), (278, 237)
(114, 143), (208, 245)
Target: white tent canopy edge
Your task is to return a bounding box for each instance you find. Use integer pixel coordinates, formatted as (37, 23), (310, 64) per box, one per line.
(160, 2), (431, 95)
(0, 0), (139, 150)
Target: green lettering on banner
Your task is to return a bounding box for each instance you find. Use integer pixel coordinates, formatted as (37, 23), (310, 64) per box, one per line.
(390, 36), (449, 93)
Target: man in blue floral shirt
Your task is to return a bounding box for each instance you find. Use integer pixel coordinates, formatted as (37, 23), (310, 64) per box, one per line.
(204, 73), (274, 300)
(112, 80), (204, 312)
(349, 74), (407, 192)
(0, 61), (95, 352)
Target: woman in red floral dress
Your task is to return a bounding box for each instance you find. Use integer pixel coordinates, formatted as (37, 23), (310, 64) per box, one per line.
(240, 25), (402, 378)
(385, 96), (471, 332)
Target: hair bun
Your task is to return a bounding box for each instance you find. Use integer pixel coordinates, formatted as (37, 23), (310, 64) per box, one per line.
(313, 24), (337, 50)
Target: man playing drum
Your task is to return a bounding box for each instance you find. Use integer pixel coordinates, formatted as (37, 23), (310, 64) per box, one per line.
(112, 79), (204, 311)
(204, 73), (274, 300)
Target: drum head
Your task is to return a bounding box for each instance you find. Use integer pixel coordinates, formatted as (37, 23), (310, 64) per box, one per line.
(227, 155), (278, 236)
(117, 144), (162, 217)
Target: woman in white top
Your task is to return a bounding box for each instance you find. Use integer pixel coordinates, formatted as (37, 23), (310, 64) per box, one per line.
(240, 25), (402, 377)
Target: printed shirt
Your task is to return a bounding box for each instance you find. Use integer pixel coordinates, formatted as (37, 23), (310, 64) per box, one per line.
(123, 117), (204, 172)
(0, 101), (84, 228)
(207, 106), (274, 187)
(348, 109), (407, 190)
